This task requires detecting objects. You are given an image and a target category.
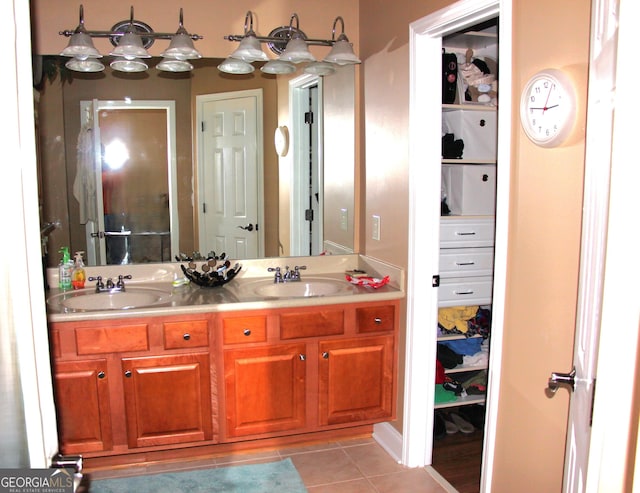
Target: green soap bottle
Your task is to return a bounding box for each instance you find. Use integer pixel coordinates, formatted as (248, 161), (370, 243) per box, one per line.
(58, 247), (72, 291)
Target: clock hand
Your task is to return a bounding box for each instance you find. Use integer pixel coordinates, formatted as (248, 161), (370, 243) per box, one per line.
(542, 85), (553, 113)
(530, 104), (559, 111)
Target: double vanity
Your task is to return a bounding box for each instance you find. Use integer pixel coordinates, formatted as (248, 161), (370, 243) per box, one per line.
(46, 254), (404, 465)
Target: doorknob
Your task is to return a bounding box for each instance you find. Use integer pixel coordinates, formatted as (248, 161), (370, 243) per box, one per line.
(237, 224), (254, 232)
(547, 366), (576, 395)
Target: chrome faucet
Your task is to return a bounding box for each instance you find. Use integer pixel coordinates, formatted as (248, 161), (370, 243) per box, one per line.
(268, 265), (306, 283)
(88, 274), (132, 293)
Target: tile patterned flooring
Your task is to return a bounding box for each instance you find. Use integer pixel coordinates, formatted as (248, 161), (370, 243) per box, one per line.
(87, 437), (451, 492)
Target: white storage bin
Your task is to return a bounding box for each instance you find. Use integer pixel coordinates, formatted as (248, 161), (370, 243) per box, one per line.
(442, 164), (496, 215)
(442, 110), (497, 161)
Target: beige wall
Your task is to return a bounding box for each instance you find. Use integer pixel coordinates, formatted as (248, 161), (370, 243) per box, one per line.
(30, 0), (358, 60)
(360, 0), (590, 490)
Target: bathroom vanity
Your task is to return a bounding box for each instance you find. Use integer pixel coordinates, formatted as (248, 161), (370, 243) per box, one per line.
(46, 255), (404, 463)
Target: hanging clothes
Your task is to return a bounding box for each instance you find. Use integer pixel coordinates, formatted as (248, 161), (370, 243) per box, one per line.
(72, 104), (98, 225)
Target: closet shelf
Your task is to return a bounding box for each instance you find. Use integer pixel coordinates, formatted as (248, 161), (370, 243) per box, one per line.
(443, 103), (497, 112)
(441, 159), (497, 165)
(445, 362), (488, 374)
(435, 394), (486, 409)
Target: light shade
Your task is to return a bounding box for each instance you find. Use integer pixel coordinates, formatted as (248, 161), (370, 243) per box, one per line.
(324, 38), (361, 65)
(60, 31), (102, 59)
(65, 57), (105, 72)
(279, 35), (315, 64)
(218, 57), (255, 74)
(230, 32), (269, 62)
(110, 29), (151, 59)
(110, 57), (148, 72)
(156, 57), (194, 72)
(304, 61), (336, 76)
(161, 32), (202, 60)
(261, 59), (296, 75)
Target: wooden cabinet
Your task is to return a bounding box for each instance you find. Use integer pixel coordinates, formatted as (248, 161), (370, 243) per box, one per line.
(49, 298), (400, 457)
(219, 301), (399, 440)
(53, 359), (112, 454)
(318, 335), (394, 425)
(224, 343), (307, 438)
(122, 353), (213, 448)
(50, 315), (215, 456)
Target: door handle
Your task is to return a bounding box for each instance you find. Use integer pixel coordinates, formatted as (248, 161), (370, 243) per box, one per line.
(237, 224), (254, 232)
(547, 366), (576, 395)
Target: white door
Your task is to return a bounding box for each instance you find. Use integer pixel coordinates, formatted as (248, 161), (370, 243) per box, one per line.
(559, 1), (619, 490)
(197, 90), (264, 259)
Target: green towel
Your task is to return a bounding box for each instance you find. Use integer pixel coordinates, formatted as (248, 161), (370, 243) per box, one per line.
(435, 384), (458, 404)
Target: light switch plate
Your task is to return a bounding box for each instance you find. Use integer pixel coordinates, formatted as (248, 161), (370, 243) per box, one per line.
(372, 215), (381, 241)
(340, 208), (348, 231)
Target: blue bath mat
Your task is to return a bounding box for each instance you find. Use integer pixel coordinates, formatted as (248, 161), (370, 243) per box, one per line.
(90, 458), (307, 493)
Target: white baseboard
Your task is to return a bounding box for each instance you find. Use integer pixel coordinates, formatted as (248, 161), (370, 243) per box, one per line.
(372, 422), (403, 463)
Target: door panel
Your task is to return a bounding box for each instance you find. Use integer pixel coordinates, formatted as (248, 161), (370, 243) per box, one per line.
(199, 94), (261, 258)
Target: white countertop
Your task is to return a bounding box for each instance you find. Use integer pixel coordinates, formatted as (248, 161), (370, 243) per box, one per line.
(46, 254), (405, 322)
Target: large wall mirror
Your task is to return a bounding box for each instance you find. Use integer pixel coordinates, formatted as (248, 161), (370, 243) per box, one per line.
(37, 57), (356, 266)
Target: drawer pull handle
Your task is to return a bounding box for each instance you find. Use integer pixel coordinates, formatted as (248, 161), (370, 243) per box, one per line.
(456, 231), (476, 236)
(455, 262), (476, 266)
(97, 371), (105, 379)
(299, 354), (306, 361)
(124, 370), (132, 378)
(374, 317), (382, 324)
(454, 290), (474, 295)
(322, 352), (329, 359)
(243, 329), (251, 336)
(183, 333), (191, 341)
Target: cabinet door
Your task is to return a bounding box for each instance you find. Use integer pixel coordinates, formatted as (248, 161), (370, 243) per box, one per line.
(53, 359), (113, 454)
(121, 353), (213, 448)
(224, 343), (307, 438)
(318, 335), (395, 426)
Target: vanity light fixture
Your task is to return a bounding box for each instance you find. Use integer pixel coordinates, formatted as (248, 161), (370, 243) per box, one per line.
(220, 11), (360, 76)
(59, 5), (203, 73)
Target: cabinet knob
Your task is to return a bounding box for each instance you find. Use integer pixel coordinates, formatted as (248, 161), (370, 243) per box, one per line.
(243, 329), (251, 336)
(374, 317), (382, 325)
(183, 333), (191, 340)
(124, 370), (132, 378)
(322, 352), (329, 359)
(299, 354), (306, 361)
(97, 371), (105, 379)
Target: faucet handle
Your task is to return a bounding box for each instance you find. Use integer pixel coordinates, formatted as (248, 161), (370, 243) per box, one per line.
(116, 274), (132, 288)
(88, 276), (104, 288)
(294, 265), (307, 272)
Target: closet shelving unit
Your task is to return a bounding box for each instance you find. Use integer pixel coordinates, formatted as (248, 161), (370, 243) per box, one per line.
(435, 23), (498, 411)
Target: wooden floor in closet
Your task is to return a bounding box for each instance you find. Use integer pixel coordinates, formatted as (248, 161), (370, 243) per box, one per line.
(432, 429), (484, 493)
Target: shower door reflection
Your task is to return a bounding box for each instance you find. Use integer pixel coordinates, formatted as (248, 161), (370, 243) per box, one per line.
(82, 100), (178, 265)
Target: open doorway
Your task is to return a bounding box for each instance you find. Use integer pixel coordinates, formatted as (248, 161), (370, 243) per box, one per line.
(403, 1), (509, 492)
(289, 74), (324, 256)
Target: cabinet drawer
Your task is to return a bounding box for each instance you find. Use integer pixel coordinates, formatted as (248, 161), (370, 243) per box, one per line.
(439, 247), (495, 278)
(280, 310), (344, 339)
(440, 217), (495, 248)
(223, 316), (267, 344)
(163, 320), (209, 349)
(75, 324), (149, 355)
(356, 305), (396, 333)
(438, 276), (493, 307)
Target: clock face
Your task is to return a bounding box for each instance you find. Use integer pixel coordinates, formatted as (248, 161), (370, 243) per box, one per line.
(520, 69), (576, 147)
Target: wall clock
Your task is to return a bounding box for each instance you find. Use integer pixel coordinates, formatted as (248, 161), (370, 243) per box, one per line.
(520, 68), (577, 148)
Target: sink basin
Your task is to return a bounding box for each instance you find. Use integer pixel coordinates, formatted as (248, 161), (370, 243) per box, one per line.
(47, 286), (173, 312)
(248, 277), (350, 298)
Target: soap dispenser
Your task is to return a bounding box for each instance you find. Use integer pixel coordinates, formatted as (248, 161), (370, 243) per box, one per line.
(71, 251), (86, 290)
(58, 247), (73, 291)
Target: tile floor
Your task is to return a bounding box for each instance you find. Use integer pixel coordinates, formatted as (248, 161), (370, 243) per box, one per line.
(87, 437), (452, 492)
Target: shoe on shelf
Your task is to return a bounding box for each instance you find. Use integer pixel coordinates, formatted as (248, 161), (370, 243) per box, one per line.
(449, 412), (475, 434)
(458, 404), (486, 429)
(440, 412), (458, 434)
